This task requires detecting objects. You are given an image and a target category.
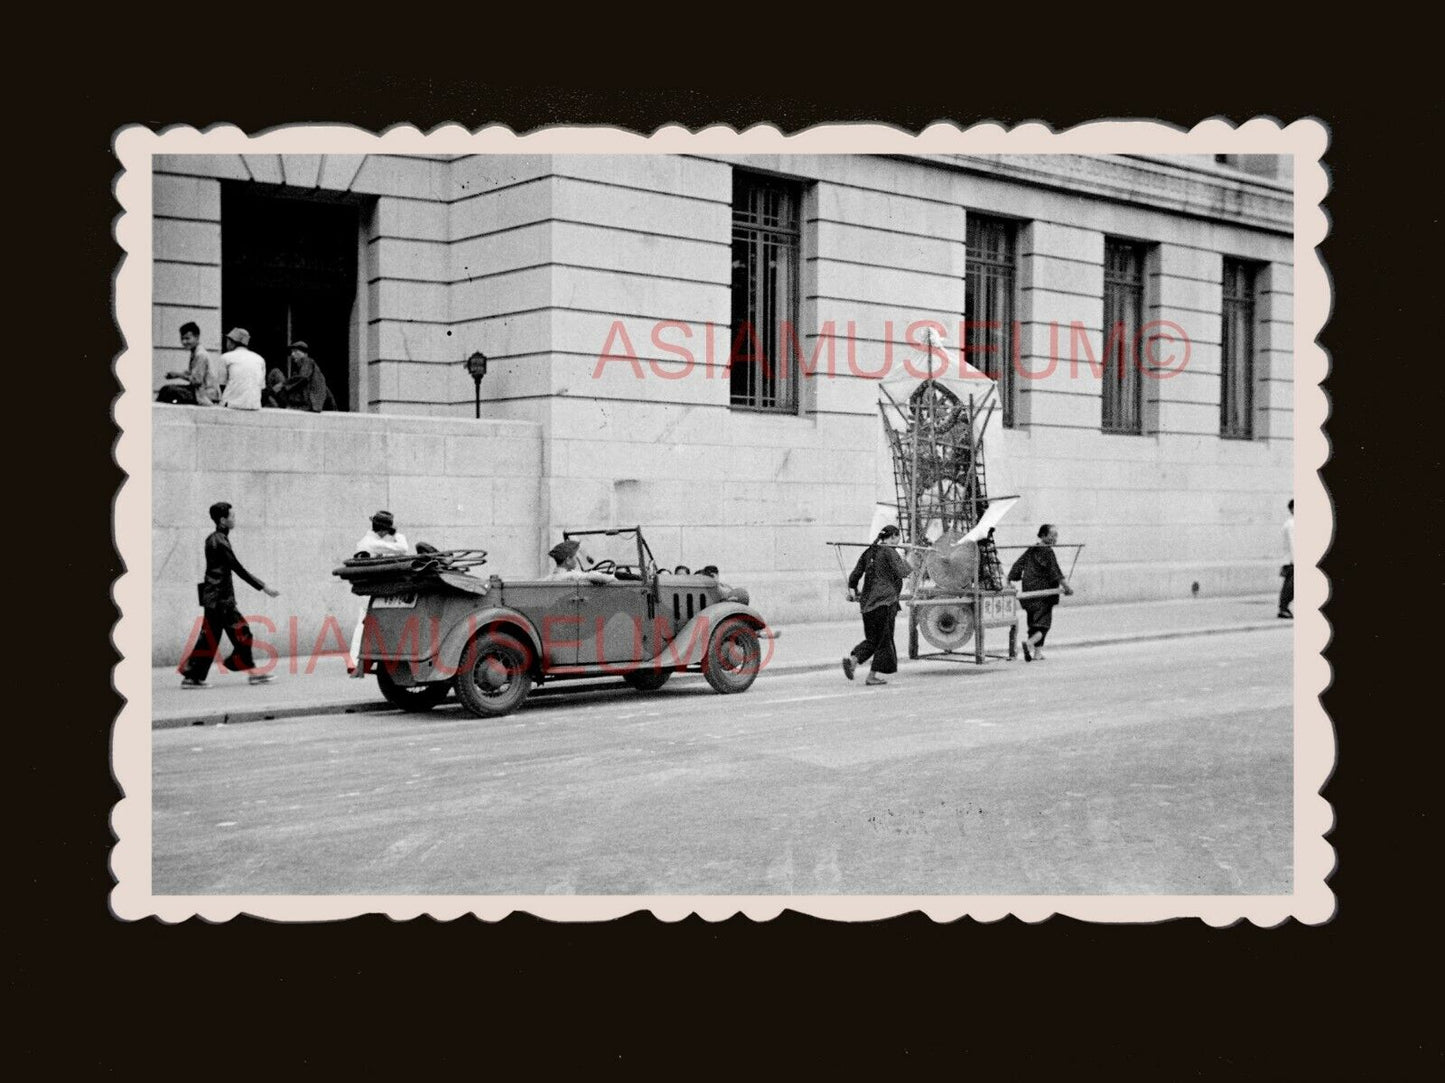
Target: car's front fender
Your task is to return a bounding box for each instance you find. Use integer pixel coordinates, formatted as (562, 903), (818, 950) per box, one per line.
(648, 602), (771, 668)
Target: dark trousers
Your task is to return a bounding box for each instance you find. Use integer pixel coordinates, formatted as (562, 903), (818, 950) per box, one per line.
(851, 604), (899, 675)
(1279, 563), (1293, 614)
(180, 604), (257, 680)
(1021, 598), (1057, 645)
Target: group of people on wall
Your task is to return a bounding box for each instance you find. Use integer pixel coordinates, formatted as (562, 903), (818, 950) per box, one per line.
(159, 322), (336, 412)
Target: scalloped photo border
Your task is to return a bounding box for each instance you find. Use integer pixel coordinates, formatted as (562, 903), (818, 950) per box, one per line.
(110, 119), (1332, 925)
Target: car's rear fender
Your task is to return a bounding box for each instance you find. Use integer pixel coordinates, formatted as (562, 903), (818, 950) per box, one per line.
(648, 602), (771, 669)
(433, 606), (545, 680)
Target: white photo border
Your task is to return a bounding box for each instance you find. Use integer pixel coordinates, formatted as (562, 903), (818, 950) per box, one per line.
(111, 119), (1333, 924)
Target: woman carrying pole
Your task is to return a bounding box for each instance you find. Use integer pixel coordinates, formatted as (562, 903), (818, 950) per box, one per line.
(842, 524), (919, 686)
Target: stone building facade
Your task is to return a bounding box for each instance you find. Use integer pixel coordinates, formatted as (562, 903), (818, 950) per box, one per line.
(150, 151), (1293, 660)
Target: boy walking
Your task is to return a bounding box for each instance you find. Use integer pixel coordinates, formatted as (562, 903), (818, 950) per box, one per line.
(179, 501), (281, 688)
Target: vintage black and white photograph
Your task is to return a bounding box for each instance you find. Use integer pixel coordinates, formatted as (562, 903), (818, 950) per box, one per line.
(111, 123), (1331, 921)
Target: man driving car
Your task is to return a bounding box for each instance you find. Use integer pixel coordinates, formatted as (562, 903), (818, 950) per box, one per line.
(546, 538), (617, 583)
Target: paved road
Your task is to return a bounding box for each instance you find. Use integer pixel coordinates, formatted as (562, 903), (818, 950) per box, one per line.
(153, 628), (1293, 895)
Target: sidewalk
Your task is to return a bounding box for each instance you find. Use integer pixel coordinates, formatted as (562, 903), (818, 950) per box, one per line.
(148, 594), (1290, 728)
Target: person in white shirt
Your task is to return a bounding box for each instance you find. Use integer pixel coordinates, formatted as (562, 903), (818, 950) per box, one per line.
(355, 509), (412, 560)
(546, 538), (616, 583)
(349, 510), (414, 677)
(1278, 499), (1294, 619)
(219, 327), (267, 411)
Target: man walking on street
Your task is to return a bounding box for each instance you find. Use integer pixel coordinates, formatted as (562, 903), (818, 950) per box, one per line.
(1008, 523), (1074, 662)
(179, 501), (281, 688)
(842, 524), (917, 686)
(1279, 499), (1294, 619)
(220, 327), (266, 411)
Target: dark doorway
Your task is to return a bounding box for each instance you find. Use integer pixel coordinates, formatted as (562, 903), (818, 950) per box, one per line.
(221, 184), (360, 411)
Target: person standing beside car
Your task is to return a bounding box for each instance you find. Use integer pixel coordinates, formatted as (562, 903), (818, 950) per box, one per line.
(842, 524), (916, 686)
(348, 510), (414, 678)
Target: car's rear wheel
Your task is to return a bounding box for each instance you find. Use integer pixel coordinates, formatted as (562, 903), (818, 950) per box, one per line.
(455, 632), (533, 718)
(703, 618), (761, 695)
(377, 666), (452, 712)
(624, 667), (673, 692)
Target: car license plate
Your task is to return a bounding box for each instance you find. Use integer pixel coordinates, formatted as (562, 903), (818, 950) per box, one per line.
(373, 594), (417, 609)
(981, 594), (1016, 626)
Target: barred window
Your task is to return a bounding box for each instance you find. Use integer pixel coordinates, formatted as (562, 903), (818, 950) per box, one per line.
(1102, 239), (1146, 434)
(1220, 258), (1258, 439)
(965, 215), (1018, 427)
(730, 172), (802, 412)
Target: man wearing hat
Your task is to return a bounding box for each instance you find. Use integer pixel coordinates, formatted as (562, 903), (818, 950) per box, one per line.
(282, 341), (334, 413)
(348, 511), (414, 677)
(219, 327), (266, 411)
(547, 538), (616, 583)
(355, 510), (411, 560)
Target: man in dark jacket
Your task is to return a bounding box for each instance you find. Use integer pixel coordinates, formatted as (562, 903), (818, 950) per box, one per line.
(179, 501), (281, 688)
(842, 524), (918, 686)
(282, 341), (334, 412)
(1008, 523), (1073, 661)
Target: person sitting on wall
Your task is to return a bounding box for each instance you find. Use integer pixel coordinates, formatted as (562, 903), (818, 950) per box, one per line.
(282, 341), (333, 413)
(219, 328), (266, 411)
(159, 321), (221, 406)
(262, 368), (287, 409)
(546, 539), (616, 583)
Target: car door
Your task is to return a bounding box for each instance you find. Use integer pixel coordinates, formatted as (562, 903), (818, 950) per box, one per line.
(572, 580), (651, 666)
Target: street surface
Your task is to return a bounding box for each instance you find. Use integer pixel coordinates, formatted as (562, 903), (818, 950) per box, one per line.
(153, 628), (1292, 895)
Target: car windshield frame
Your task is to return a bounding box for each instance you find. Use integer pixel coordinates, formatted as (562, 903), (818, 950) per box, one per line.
(562, 526), (658, 579)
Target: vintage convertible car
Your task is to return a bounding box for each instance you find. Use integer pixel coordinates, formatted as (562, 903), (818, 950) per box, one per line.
(333, 527), (770, 718)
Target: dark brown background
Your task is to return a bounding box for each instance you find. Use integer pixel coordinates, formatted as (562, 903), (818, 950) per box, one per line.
(21, 43), (1434, 1074)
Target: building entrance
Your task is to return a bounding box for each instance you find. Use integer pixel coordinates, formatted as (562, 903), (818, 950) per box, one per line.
(221, 185), (360, 410)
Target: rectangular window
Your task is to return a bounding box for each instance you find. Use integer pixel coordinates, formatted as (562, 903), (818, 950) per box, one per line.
(730, 172), (802, 412)
(1220, 258), (1258, 439)
(965, 215), (1018, 427)
(1102, 238), (1146, 434)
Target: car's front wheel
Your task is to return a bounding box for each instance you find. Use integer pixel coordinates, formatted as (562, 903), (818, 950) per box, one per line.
(377, 666), (452, 712)
(455, 632), (533, 718)
(702, 618), (761, 695)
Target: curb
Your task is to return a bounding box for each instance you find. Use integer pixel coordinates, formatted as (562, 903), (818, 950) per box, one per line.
(153, 620), (1289, 728)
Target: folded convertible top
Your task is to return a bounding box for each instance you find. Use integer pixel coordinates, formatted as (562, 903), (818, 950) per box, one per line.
(332, 549), (490, 596)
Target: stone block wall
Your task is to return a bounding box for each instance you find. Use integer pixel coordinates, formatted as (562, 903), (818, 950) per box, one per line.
(151, 406), (543, 664)
(147, 152), (1295, 627)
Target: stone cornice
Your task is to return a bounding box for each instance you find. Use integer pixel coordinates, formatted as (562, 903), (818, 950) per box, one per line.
(907, 154), (1293, 235)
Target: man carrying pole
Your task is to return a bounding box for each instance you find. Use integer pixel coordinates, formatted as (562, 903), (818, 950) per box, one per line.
(1007, 523), (1074, 661)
